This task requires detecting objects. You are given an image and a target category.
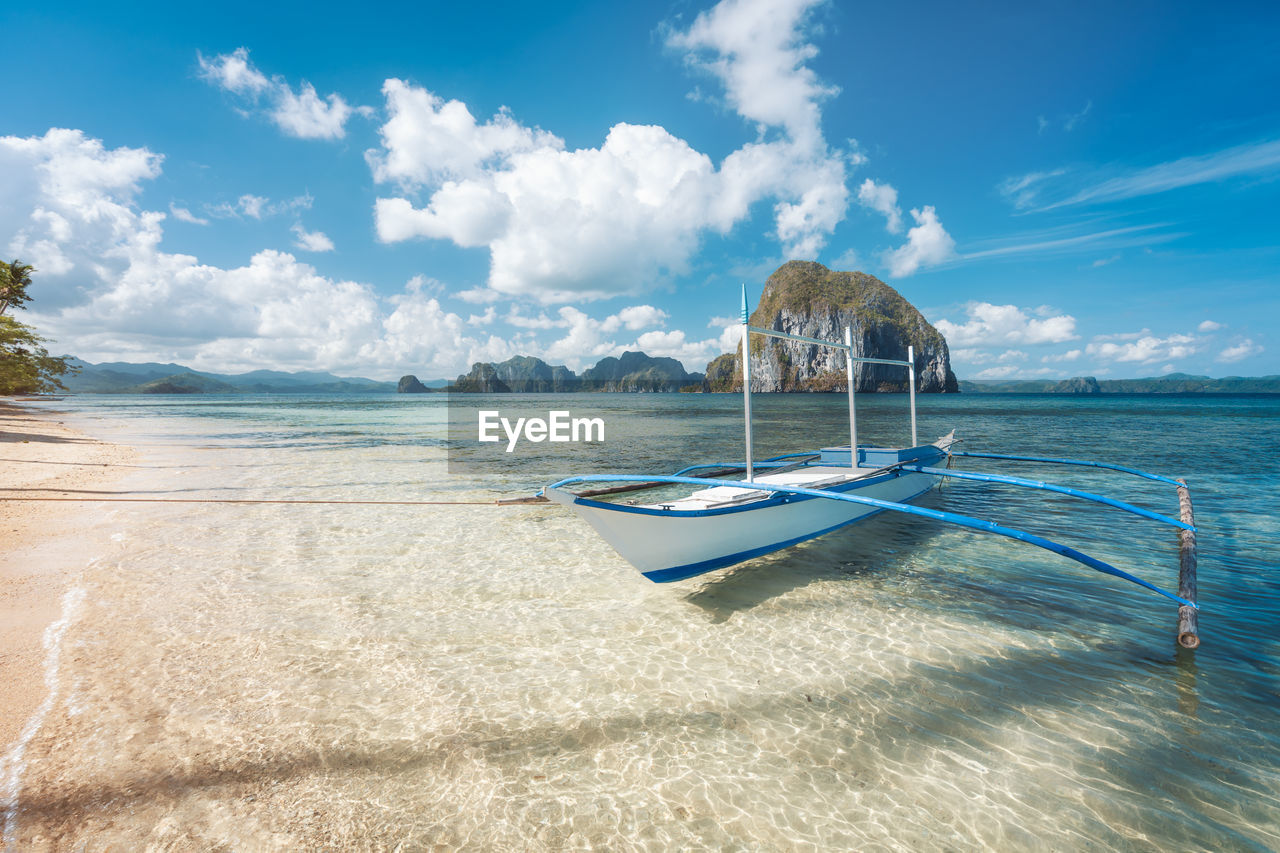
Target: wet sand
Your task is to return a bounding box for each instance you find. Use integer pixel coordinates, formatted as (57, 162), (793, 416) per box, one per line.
(0, 400), (135, 755)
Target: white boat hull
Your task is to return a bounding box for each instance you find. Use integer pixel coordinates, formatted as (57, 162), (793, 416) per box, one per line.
(546, 445), (947, 582)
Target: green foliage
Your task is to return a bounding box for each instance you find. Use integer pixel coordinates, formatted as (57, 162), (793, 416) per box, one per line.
(0, 315), (77, 394)
(703, 352), (740, 392)
(752, 260), (946, 353)
(0, 259), (36, 315)
(0, 260), (77, 395)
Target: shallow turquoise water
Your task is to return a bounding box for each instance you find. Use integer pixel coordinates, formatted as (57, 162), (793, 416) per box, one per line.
(5, 392), (1279, 850)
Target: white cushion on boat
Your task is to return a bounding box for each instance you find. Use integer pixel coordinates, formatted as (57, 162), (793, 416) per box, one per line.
(681, 486), (768, 507)
(761, 470), (856, 489)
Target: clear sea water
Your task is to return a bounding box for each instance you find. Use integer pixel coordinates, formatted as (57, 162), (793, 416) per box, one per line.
(4, 392), (1279, 850)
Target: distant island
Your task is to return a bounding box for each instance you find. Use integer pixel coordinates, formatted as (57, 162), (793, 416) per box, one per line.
(51, 253), (1279, 400)
(702, 260), (957, 393)
(961, 374), (1280, 394)
(54, 359), (1280, 396)
(61, 360), (408, 395)
(444, 351), (703, 393)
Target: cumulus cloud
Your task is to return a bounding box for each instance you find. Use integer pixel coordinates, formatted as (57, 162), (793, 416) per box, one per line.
(935, 302), (1078, 347)
(883, 206), (956, 277)
(1217, 338), (1262, 363)
(371, 0), (853, 302)
(526, 305), (728, 372)
(1198, 319), (1224, 332)
(856, 178), (902, 233)
(666, 0), (836, 148)
(368, 79), (559, 187)
(1085, 333), (1199, 364)
(291, 223), (335, 252)
(0, 127), (511, 377)
(198, 47), (359, 140)
(613, 305), (669, 331)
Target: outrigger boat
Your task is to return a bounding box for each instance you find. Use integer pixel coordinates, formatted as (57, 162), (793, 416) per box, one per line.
(541, 287), (1198, 614)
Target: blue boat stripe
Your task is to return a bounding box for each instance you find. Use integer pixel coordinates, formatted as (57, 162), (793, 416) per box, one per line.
(545, 472), (1195, 609)
(950, 451), (1184, 487)
(642, 508), (897, 582)
(901, 465), (1194, 531)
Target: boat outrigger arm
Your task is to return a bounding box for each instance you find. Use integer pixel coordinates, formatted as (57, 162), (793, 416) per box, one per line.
(542, 284), (1197, 611)
(543, 472), (1195, 608)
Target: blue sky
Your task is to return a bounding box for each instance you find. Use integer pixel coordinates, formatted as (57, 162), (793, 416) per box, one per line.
(2, 0), (1277, 380)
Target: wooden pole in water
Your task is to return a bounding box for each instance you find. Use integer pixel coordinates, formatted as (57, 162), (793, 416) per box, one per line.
(1176, 479), (1199, 649)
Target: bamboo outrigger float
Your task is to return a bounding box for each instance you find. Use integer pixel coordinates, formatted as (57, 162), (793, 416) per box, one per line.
(542, 286), (1200, 644)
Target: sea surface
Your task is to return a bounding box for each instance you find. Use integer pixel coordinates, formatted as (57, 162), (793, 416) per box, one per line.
(3, 392), (1278, 850)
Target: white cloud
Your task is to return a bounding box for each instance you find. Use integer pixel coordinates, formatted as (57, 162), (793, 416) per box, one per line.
(962, 223), (1174, 261)
(271, 81), (355, 140)
(974, 365), (1021, 379)
(1041, 349), (1082, 363)
(455, 286), (502, 304)
(207, 193), (313, 221)
(466, 306), (497, 326)
(1063, 100), (1092, 132)
(883, 206), (956, 277)
(998, 169), (1067, 209)
(239, 193), (267, 219)
(856, 178), (902, 233)
(372, 0), (853, 302)
(0, 127), (516, 378)
(1086, 333), (1199, 364)
(1217, 338), (1262, 363)
(974, 366), (1062, 379)
(1092, 329), (1148, 342)
(1091, 254), (1120, 267)
(198, 47), (358, 140)
(528, 305), (728, 373)
(665, 0), (837, 149)
(1198, 319), (1224, 332)
(614, 304), (668, 330)
(827, 247), (858, 269)
(935, 302), (1078, 347)
(169, 204), (209, 225)
(291, 223), (335, 252)
(195, 46), (269, 95)
(367, 78), (560, 187)
(1003, 138), (1280, 211)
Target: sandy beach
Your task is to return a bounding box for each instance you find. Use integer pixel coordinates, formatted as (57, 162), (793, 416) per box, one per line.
(0, 401), (135, 756)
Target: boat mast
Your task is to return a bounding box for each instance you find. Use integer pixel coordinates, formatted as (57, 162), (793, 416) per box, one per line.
(908, 344), (917, 447)
(741, 284), (754, 483)
(739, 287), (914, 469)
(845, 325), (857, 469)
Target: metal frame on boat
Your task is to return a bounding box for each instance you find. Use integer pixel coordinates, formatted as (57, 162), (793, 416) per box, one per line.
(542, 286), (1199, 625)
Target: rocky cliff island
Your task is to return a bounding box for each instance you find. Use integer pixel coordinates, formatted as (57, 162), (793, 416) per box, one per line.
(449, 352), (704, 393)
(704, 261), (957, 393)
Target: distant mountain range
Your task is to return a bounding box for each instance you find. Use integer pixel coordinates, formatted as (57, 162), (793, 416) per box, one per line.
(960, 374), (1280, 394)
(62, 360), (411, 394)
(54, 360), (1280, 396)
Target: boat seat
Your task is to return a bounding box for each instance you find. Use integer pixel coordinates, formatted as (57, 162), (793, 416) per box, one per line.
(761, 470), (858, 490)
(676, 486), (769, 508)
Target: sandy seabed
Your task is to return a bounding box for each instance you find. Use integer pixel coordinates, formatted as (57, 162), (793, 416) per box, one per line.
(0, 401), (135, 754)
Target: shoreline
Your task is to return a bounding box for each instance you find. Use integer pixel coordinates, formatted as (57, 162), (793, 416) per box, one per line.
(0, 400), (136, 756)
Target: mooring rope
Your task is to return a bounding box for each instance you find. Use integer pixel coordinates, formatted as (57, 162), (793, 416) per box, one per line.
(0, 496), (536, 506)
